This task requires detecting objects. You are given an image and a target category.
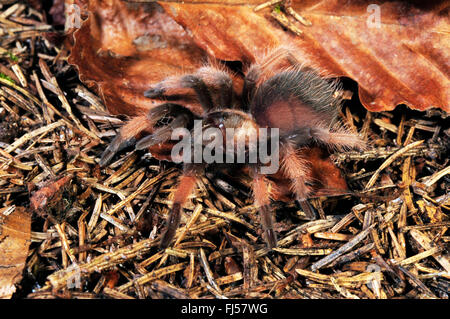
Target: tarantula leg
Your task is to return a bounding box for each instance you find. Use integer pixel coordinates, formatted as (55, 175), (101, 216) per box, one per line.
(160, 165), (200, 248)
(296, 199), (318, 220)
(242, 68), (258, 109)
(99, 115), (152, 167)
(100, 135), (136, 167)
(135, 127), (171, 150)
(180, 75), (215, 111)
(147, 103), (192, 121)
(145, 74), (215, 112)
(217, 75), (233, 108)
(258, 45), (300, 72)
(243, 46), (301, 108)
(280, 142), (316, 219)
(286, 125), (365, 151)
(252, 169), (277, 248)
(195, 66), (234, 109)
(319, 126), (366, 151)
(135, 113), (192, 150)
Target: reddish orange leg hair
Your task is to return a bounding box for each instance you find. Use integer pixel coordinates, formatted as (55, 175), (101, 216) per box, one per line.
(252, 168), (277, 249)
(100, 114), (152, 166)
(287, 126), (366, 152)
(280, 142), (317, 219)
(100, 103), (194, 167)
(320, 127), (366, 151)
(144, 67), (234, 112)
(160, 165), (200, 248)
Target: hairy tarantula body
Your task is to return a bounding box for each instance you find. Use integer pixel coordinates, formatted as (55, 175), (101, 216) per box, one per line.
(100, 47), (365, 249)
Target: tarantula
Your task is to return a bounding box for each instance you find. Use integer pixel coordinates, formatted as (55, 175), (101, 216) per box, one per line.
(100, 47), (365, 249)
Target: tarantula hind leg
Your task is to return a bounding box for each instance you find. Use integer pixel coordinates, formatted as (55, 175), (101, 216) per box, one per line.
(160, 164), (201, 249)
(287, 125), (366, 152)
(252, 168), (277, 249)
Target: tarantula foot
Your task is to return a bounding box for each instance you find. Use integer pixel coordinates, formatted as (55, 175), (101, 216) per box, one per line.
(159, 203), (182, 248)
(264, 229), (278, 249)
(136, 134), (161, 150)
(99, 134), (136, 167)
(259, 204), (278, 249)
(136, 113), (191, 150)
(296, 199), (318, 220)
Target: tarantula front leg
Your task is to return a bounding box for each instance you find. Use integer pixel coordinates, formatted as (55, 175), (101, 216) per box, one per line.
(195, 66), (234, 109)
(144, 67), (234, 111)
(145, 74), (214, 111)
(100, 103), (192, 166)
(135, 111), (192, 150)
(251, 167), (278, 249)
(160, 164), (202, 248)
(100, 115), (151, 167)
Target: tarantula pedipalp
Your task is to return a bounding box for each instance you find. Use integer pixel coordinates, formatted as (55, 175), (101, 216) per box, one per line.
(100, 47), (365, 249)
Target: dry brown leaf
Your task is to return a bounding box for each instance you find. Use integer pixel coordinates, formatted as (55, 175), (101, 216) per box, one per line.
(29, 175), (73, 213)
(70, 0), (449, 113)
(159, 0), (449, 112)
(0, 207), (31, 299)
(69, 0), (207, 115)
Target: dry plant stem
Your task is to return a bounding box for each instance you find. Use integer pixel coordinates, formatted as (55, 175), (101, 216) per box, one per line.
(296, 268), (383, 289)
(0, 77), (43, 119)
(54, 223), (77, 264)
(365, 140), (424, 189)
(273, 247), (333, 255)
(311, 224), (376, 271)
(397, 266), (437, 298)
(3, 120), (65, 154)
(328, 243), (376, 268)
(423, 165), (450, 188)
(117, 262), (187, 293)
(44, 238), (159, 291)
(334, 143), (444, 164)
(409, 230), (450, 273)
(102, 287), (135, 299)
(284, 6), (311, 26)
(199, 248), (222, 294)
(395, 246), (442, 267)
(254, 0), (282, 12)
(271, 9), (303, 36)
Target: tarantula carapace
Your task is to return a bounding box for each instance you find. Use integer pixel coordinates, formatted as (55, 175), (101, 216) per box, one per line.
(100, 47), (365, 249)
